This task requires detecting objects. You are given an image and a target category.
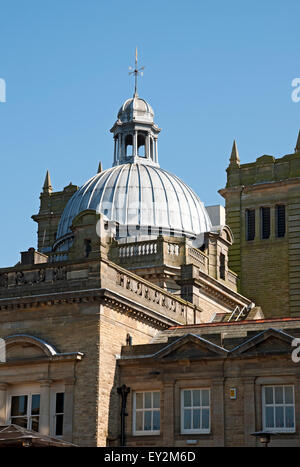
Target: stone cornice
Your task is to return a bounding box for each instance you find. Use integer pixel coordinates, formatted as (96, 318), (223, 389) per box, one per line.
(192, 271), (251, 309)
(0, 287), (182, 329)
(219, 176), (300, 197)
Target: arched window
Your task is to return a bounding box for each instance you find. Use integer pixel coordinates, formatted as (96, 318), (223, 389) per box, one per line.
(137, 133), (146, 157)
(125, 134), (133, 157)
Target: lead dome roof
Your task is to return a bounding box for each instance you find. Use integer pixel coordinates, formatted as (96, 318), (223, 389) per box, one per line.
(56, 163), (212, 239)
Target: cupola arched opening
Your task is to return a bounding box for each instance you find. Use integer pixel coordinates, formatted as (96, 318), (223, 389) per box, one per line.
(137, 132), (146, 157)
(125, 134), (133, 157)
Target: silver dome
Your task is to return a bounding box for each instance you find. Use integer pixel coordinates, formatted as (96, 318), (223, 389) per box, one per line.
(117, 96), (154, 123)
(56, 163), (212, 240)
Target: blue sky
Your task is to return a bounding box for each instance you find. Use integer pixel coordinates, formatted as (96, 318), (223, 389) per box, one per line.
(0, 0), (299, 267)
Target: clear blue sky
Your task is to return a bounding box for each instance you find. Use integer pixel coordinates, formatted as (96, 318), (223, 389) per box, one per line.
(0, 0), (299, 267)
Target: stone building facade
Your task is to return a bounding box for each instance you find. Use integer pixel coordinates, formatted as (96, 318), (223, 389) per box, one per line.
(219, 133), (300, 318)
(0, 78), (299, 446)
(118, 319), (300, 447)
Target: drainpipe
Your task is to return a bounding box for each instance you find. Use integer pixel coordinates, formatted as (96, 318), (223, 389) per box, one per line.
(117, 384), (130, 446)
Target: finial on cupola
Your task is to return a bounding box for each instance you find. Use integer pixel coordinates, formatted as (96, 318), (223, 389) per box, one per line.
(43, 169), (53, 194)
(229, 140), (240, 167)
(98, 161), (103, 173)
(295, 130), (300, 153)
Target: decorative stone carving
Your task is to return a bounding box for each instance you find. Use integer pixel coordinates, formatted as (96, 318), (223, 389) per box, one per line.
(0, 273), (8, 288)
(53, 267), (66, 281)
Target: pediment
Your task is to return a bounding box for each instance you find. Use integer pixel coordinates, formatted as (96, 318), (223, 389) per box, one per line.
(155, 334), (228, 360)
(231, 329), (293, 356)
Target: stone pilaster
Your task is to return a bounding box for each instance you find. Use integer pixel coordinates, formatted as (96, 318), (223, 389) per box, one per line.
(211, 379), (224, 446)
(162, 383), (174, 446)
(39, 379), (52, 436)
(63, 378), (75, 442)
(0, 383), (8, 425)
(243, 377), (256, 446)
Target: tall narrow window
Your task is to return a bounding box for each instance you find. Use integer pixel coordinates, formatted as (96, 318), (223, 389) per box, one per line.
(246, 209), (255, 241)
(181, 389), (210, 434)
(276, 205), (286, 238)
(262, 385), (295, 432)
(220, 253), (226, 279)
(261, 207), (271, 239)
(55, 392), (64, 436)
(133, 391), (160, 435)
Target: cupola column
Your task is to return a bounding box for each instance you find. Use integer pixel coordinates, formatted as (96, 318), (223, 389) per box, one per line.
(134, 131), (138, 157)
(113, 137), (117, 165)
(146, 134), (151, 159)
(155, 138), (158, 163)
(117, 135), (120, 163)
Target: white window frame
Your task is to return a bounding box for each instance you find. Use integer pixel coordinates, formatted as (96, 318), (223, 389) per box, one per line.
(181, 388), (210, 434)
(6, 384), (41, 431)
(132, 391), (160, 436)
(262, 385), (295, 433)
(50, 384), (65, 437)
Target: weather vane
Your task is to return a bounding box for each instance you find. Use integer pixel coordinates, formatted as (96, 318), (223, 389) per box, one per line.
(129, 47), (145, 97)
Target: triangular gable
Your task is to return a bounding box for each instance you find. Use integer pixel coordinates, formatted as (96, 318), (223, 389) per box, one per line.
(153, 333), (228, 360)
(230, 328), (294, 356)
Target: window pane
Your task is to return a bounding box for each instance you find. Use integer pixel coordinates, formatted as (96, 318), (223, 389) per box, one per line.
(55, 414), (64, 436)
(153, 392), (160, 409)
(193, 409), (200, 429)
(285, 406), (294, 428)
(11, 395), (28, 417)
(184, 409), (191, 430)
(136, 393), (143, 410)
(265, 407), (274, 428)
(202, 408), (209, 429)
(264, 387), (273, 405)
(144, 392), (151, 409)
(246, 209), (255, 241)
(11, 417), (27, 428)
(202, 390), (209, 407)
(31, 395), (40, 416)
(135, 411), (143, 431)
(261, 207), (270, 239)
(184, 390), (191, 407)
(276, 205), (285, 238)
(285, 387), (294, 404)
(144, 411), (151, 430)
(275, 387), (283, 404)
(275, 406), (284, 428)
(153, 411), (160, 431)
(55, 393), (64, 414)
(192, 390), (200, 407)
(31, 416), (39, 432)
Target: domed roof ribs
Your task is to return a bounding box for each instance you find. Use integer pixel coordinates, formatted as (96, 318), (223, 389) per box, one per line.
(96, 167), (118, 216)
(124, 163), (134, 227)
(136, 164), (142, 226)
(110, 164), (127, 222)
(143, 165), (157, 227)
(81, 169), (109, 211)
(171, 172), (197, 233)
(161, 169), (185, 232)
(152, 166), (171, 229)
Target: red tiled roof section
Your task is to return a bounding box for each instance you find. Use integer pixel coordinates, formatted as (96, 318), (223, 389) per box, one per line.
(168, 316), (300, 330)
